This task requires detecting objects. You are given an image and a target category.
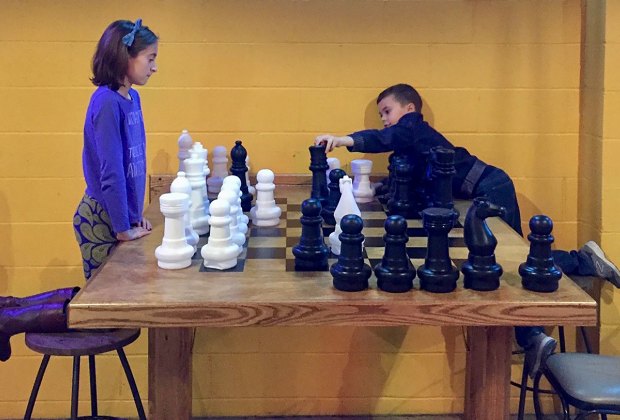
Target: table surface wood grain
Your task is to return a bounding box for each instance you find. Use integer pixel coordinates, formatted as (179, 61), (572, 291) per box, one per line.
(68, 186), (596, 329)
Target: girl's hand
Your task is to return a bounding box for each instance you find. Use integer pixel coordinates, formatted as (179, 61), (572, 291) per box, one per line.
(138, 218), (152, 231)
(116, 226), (151, 241)
(314, 135), (353, 152)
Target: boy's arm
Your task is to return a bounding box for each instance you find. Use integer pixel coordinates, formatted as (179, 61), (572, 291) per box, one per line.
(347, 127), (400, 153)
(314, 135), (354, 152)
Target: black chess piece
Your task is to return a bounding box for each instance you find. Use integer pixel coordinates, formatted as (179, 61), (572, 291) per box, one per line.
(519, 215), (562, 292)
(387, 159), (416, 218)
(417, 207), (460, 293)
(430, 146), (456, 211)
(330, 214), (372, 292)
(376, 152), (395, 204)
(230, 140), (253, 212)
(374, 215), (416, 293)
(461, 198), (505, 291)
(292, 198), (330, 271)
(323, 168), (347, 226)
(309, 144), (329, 207)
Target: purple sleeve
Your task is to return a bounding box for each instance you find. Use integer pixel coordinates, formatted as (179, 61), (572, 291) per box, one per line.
(93, 97), (130, 234)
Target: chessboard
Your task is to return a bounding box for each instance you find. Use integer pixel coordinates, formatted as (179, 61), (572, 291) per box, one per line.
(194, 191), (470, 279)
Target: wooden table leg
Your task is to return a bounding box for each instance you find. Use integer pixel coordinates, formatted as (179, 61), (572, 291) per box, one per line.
(149, 328), (193, 420)
(464, 326), (512, 420)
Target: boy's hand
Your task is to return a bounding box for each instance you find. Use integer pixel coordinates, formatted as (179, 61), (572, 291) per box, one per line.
(116, 226), (152, 241)
(314, 135), (354, 153)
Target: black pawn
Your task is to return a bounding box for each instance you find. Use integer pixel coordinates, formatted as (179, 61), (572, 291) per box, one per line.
(331, 214), (372, 292)
(387, 159), (415, 218)
(430, 146), (456, 211)
(323, 168), (347, 226)
(230, 140), (253, 211)
(519, 215), (562, 292)
(309, 144), (329, 208)
(292, 198), (329, 271)
(374, 215), (416, 293)
(461, 198), (505, 291)
(417, 207), (460, 293)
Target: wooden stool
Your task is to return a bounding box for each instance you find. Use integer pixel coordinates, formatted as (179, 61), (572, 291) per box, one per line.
(24, 328), (146, 420)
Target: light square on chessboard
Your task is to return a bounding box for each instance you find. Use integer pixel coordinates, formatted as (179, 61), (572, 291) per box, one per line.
(246, 236), (286, 248)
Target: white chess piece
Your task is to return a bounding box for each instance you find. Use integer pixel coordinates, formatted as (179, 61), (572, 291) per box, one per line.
(326, 157), (341, 181)
(201, 199), (240, 270)
(328, 176), (361, 255)
(207, 145), (228, 198)
(221, 181), (248, 235)
(222, 175), (250, 226)
(250, 169), (281, 227)
(170, 171), (199, 253)
(217, 189), (246, 250)
(191, 142), (210, 178)
(245, 155), (256, 196)
(184, 152), (210, 235)
(351, 159), (375, 203)
(155, 192), (195, 269)
(177, 129), (193, 172)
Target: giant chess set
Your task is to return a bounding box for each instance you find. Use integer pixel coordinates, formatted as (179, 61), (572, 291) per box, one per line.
(155, 130), (563, 294)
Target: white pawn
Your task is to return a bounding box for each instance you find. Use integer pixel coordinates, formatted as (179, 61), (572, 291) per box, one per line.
(184, 152), (210, 235)
(329, 176), (361, 255)
(201, 199), (240, 270)
(221, 181), (248, 235)
(191, 142), (210, 178)
(245, 155), (256, 196)
(222, 175), (249, 226)
(170, 171), (199, 253)
(326, 157), (341, 181)
(351, 159), (375, 203)
(217, 189), (246, 251)
(155, 193), (195, 269)
(207, 145), (228, 199)
(250, 169), (281, 227)
(177, 129), (193, 172)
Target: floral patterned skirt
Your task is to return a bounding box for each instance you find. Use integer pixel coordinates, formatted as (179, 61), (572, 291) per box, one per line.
(73, 195), (118, 279)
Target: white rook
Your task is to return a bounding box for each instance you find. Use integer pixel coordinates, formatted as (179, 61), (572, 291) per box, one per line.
(155, 192), (195, 269)
(351, 159), (375, 203)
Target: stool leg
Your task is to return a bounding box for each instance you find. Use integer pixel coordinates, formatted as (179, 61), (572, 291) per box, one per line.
(117, 347), (147, 420)
(517, 360), (529, 420)
(24, 354), (51, 420)
(558, 326), (566, 353)
(71, 355), (80, 420)
(88, 354), (98, 416)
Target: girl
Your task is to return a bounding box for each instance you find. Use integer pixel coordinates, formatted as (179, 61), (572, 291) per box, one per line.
(74, 19), (158, 279)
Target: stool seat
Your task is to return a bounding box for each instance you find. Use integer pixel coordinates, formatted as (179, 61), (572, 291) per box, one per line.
(546, 353), (620, 408)
(25, 329), (140, 356)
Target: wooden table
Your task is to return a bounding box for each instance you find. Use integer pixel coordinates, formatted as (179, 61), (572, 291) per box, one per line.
(68, 187), (597, 420)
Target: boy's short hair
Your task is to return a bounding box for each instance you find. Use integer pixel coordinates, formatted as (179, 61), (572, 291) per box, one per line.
(377, 84), (423, 112)
(91, 20), (158, 91)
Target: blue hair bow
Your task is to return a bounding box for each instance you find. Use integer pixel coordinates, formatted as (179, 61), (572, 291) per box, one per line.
(122, 18), (142, 47)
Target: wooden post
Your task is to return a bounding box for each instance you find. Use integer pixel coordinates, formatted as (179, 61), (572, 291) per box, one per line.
(464, 326), (512, 420)
(149, 328), (193, 420)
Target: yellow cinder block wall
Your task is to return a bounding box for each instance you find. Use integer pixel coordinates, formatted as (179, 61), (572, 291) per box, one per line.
(0, 0), (597, 417)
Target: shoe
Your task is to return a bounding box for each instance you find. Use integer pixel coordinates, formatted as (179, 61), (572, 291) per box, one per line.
(525, 333), (557, 379)
(579, 241), (620, 287)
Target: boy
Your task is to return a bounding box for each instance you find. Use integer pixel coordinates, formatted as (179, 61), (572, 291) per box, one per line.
(315, 83), (620, 377)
